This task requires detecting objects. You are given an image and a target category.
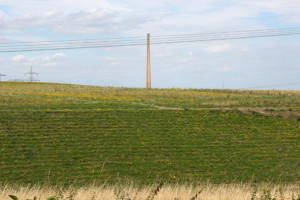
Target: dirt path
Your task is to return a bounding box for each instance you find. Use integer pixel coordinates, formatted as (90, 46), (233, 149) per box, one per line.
(208, 107), (300, 120)
(154, 105), (183, 110)
(153, 105), (299, 120)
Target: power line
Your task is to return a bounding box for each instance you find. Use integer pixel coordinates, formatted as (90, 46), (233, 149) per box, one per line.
(0, 0), (59, 1)
(1, 32), (299, 52)
(151, 27), (300, 38)
(0, 36), (146, 46)
(1, 27), (300, 52)
(2, 27), (299, 46)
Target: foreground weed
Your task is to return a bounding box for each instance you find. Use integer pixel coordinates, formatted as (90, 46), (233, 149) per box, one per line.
(250, 185), (300, 200)
(292, 193), (300, 200)
(279, 187), (285, 200)
(9, 195), (56, 200)
(146, 182), (164, 200)
(91, 192), (96, 200)
(260, 188), (274, 200)
(190, 187), (203, 200)
(114, 186), (130, 200)
(8, 196), (19, 200)
(66, 188), (77, 200)
(55, 187), (65, 200)
(251, 183), (258, 200)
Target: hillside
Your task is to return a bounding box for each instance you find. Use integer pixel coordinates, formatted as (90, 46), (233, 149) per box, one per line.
(0, 82), (299, 186)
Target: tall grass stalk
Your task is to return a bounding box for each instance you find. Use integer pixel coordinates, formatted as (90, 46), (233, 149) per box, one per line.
(1, 183), (299, 200)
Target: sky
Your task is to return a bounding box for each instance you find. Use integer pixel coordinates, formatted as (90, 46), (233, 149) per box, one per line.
(0, 0), (300, 90)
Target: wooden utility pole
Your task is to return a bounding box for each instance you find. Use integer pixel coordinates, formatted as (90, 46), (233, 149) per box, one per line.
(146, 33), (151, 88)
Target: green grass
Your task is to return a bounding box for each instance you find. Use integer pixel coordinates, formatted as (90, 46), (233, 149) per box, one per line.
(0, 82), (299, 186)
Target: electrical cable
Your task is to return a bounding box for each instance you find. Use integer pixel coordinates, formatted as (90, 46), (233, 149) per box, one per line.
(1, 27), (300, 52)
(1, 27), (299, 46)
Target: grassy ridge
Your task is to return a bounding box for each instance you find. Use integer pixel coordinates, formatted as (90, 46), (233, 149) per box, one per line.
(1, 82), (300, 110)
(0, 82), (299, 185)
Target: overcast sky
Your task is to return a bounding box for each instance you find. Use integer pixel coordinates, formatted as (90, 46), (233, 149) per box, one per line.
(0, 0), (300, 89)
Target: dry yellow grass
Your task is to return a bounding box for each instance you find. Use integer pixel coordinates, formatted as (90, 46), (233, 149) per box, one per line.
(1, 183), (299, 200)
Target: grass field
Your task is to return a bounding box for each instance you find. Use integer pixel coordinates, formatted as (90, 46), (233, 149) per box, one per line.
(0, 82), (299, 187)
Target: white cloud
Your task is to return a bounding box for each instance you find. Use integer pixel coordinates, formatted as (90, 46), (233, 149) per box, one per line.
(205, 44), (230, 53)
(43, 53), (67, 61)
(1, 8), (154, 34)
(241, 47), (251, 52)
(104, 57), (118, 61)
(215, 66), (231, 72)
(181, 58), (190, 63)
(52, 53), (67, 60)
(9, 53), (67, 68)
(2, 0), (300, 36)
(110, 62), (119, 66)
(12, 55), (26, 62)
(152, 46), (176, 58)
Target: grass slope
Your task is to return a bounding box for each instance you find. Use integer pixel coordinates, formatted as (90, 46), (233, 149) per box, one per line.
(0, 82), (299, 185)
